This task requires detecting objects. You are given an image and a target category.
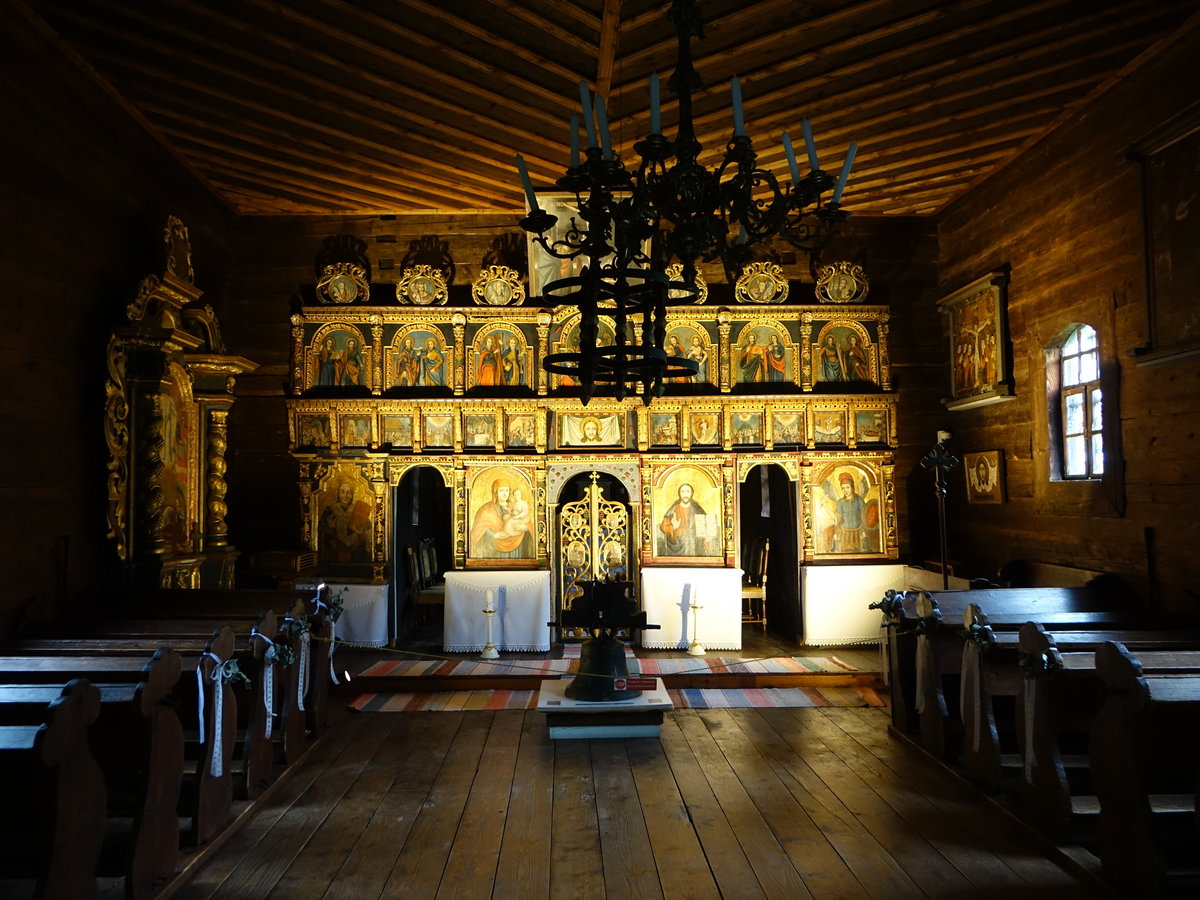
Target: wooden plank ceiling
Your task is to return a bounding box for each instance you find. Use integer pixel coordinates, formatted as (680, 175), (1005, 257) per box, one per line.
(25, 0), (1197, 217)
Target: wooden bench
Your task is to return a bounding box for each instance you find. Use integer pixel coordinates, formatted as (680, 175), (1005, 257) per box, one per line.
(875, 585), (1135, 761)
(0, 679), (106, 899)
(1016, 623), (1200, 844)
(1089, 641), (1200, 896)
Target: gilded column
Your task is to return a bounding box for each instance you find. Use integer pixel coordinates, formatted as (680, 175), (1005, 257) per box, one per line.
(536, 310), (551, 396)
(800, 312), (814, 391)
(290, 314), (305, 395)
(204, 407), (230, 548)
(452, 312), (466, 395)
(371, 315), (384, 393)
(717, 309), (732, 392)
(139, 391), (168, 555)
(879, 314), (892, 391)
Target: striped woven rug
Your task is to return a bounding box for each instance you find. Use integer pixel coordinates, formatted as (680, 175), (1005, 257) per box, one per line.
(348, 684), (885, 712)
(356, 653), (857, 680)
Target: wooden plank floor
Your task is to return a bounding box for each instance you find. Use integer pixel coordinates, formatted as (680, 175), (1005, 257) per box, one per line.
(162, 700), (1117, 900)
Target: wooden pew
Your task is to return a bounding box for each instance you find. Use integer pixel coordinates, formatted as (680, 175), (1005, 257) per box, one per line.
(180, 627), (239, 846)
(1089, 641), (1200, 897)
(896, 586), (1137, 761)
(1017, 623), (1200, 844)
(0, 679), (106, 899)
(958, 603), (1200, 791)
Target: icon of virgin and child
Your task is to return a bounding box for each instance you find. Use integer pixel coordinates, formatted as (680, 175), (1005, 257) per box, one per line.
(469, 476), (534, 559)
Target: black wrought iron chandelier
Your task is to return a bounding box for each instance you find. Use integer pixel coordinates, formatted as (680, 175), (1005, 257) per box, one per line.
(517, 0), (856, 405)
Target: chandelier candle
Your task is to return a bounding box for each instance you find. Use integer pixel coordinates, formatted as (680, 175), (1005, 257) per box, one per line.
(802, 117), (819, 171)
(517, 0), (854, 403)
(782, 131), (801, 184)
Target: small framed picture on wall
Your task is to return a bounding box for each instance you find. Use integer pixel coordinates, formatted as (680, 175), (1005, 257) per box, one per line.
(964, 450), (1004, 504)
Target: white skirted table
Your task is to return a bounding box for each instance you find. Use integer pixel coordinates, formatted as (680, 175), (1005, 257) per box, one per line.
(639, 567), (743, 651)
(296, 581), (390, 647)
(444, 570), (552, 653)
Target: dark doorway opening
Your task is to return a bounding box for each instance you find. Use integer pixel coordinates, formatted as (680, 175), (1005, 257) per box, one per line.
(738, 465), (799, 640)
(392, 466), (453, 638)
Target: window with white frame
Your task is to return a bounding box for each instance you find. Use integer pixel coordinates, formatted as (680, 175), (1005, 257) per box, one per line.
(1058, 324), (1103, 478)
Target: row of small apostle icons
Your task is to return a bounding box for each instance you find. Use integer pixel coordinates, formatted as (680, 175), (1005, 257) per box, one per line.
(316, 262), (868, 307)
(307, 324), (878, 391)
(294, 408), (889, 451)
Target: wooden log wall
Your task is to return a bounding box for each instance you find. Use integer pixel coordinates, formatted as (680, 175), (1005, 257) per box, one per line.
(0, 14), (237, 639)
(936, 23), (1200, 611)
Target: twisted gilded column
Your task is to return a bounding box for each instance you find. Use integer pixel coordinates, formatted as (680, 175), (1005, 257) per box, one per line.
(205, 407), (230, 548)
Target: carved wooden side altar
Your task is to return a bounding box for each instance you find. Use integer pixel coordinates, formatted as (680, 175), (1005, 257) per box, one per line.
(104, 217), (256, 588)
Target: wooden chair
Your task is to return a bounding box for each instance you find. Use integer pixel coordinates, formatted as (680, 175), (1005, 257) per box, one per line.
(741, 538), (769, 631)
(408, 541), (445, 624)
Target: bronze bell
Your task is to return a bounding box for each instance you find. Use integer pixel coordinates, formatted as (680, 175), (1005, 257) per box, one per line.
(565, 634), (640, 702)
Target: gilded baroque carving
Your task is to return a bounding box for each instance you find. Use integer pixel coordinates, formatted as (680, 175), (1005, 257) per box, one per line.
(104, 336), (130, 560)
(205, 408), (229, 548)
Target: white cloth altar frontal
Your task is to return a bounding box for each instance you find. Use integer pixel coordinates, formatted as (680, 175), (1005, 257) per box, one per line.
(296, 581), (389, 647)
(444, 570), (552, 652)
(639, 567), (743, 651)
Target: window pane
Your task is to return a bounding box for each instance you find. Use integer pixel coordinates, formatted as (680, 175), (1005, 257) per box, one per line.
(1064, 330), (1080, 355)
(1064, 392), (1084, 434)
(1065, 435), (1086, 476)
(1063, 355), (1080, 386)
(1079, 350), (1098, 383)
(1091, 388), (1103, 430)
(1079, 325), (1097, 352)
(1091, 434), (1105, 474)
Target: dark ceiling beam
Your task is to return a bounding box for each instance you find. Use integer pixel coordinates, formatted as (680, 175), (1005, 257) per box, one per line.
(594, 0), (623, 100)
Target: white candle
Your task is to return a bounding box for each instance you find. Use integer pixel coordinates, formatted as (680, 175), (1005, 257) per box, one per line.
(802, 118), (819, 171)
(485, 588), (495, 611)
(692, 586), (700, 606)
(578, 81), (597, 148)
(781, 131), (800, 184)
(832, 142), (857, 203)
(595, 95), (613, 159)
(569, 113), (580, 168)
(514, 154), (539, 211)
(649, 72), (661, 134)
(731, 76), (745, 136)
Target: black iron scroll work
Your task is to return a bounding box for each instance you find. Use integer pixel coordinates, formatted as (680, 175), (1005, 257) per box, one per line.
(521, 178), (700, 404)
(550, 580), (660, 702)
(519, 0), (851, 404)
(921, 439), (959, 589)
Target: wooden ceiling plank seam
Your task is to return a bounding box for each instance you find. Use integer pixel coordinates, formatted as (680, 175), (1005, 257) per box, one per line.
(401, 0), (593, 82)
(66, 37), (569, 187)
(656, 40), (1127, 168)
(231, 0), (572, 132)
(158, 122), (507, 210)
(205, 172), (370, 214)
(605, 0), (1019, 137)
(594, 0), (624, 100)
(617, 0), (1166, 144)
(941, 4), (1200, 213)
(735, 4), (1176, 125)
(192, 156), (457, 211)
(59, 0), (573, 155)
(119, 72), (522, 187)
(139, 98), (506, 207)
(616, 0), (983, 75)
(484, 0), (602, 54)
(303, 0), (580, 109)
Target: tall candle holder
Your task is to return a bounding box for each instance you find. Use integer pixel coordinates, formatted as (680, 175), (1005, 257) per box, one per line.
(686, 587), (706, 656)
(481, 588), (499, 660)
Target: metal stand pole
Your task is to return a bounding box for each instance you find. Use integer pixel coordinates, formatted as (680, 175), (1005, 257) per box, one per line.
(921, 434), (958, 590)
